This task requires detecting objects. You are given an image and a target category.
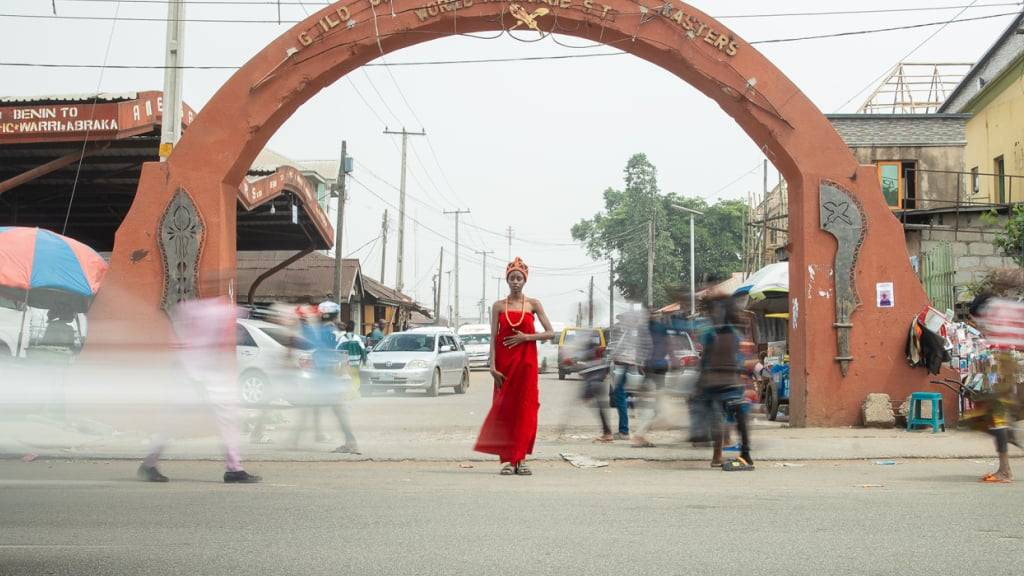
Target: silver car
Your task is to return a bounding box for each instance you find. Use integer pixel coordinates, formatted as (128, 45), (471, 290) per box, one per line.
(236, 318), (317, 405)
(360, 329), (469, 396)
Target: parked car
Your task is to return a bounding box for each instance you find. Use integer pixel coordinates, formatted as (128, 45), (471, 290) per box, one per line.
(361, 328), (469, 396)
(536, 321), (563, 374)
(236, 318), (321, 406)
(664, 328), (700, 395)
(457, 323), (491, 370)
(557, 327), (606, 380)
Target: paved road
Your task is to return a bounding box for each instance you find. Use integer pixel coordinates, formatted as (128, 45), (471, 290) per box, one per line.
(1, 458), (1022, 576)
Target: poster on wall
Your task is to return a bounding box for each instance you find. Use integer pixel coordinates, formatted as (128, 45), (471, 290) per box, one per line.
(876, 282), (894, 308)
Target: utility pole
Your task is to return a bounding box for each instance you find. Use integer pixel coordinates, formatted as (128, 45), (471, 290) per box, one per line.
(475, 250), (494, 323)
(588, 276), (594, 328)
(332, 140), (351, 305)
(493, 275), (503, 299)
(743, 190), (750, 277)
(576, 302), (583, 327)
(444, 208), (470, 329)
(434, 246), (444, 323)
(647, 218), (655, 308)
(379, 210), (389, 284)
(506, 226), (514, 261)
(671, 203), (704, 316)
(609, 258), (615, 328)
(383, 127), (426, 293)
(762, 158), (769, 266)
(446, 270), (453, 325)
(431, 274), (438, 323)
(159, 0), (185, 160)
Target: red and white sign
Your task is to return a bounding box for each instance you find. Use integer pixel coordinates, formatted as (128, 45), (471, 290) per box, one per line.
(0, 91), (196, 144)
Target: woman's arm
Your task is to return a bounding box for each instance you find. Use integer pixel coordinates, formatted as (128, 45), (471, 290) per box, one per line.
(488, 300), (505, 388)
(530, 298), (556, 342)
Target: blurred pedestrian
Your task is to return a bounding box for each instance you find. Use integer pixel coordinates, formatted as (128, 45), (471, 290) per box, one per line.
(632, 314), (670, 448)
(606, 309), (652, 440)
(138, 291), (262, 484)
(292, 308), (360, 454)
(969, 292), (1024, 483)
(369, 320), (385, 347)
(575, 331), (613, 442)
(475, 257), (556, 475)
(692, 295), (753, 470)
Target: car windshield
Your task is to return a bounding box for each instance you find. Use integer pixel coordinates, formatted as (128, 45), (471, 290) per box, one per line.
(376, 334), (436, 352)
(563, 330), (600, 346)
(460, 334), (490, 345)
(259, 327), (315, 351)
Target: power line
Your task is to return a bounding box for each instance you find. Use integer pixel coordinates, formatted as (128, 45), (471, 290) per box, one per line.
(3, 8), (1017, 71)
(751, 8), (1014, 45)
(348, 174), (611, 274)
(21, 0), (1024, 17)
(0, 9), (1015, 41)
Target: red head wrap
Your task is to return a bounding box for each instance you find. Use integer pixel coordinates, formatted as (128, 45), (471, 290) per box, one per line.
(505, 257), (529, 281)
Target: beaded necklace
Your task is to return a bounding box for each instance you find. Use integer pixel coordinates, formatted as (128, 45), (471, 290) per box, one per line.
(504, 294), (528, 328)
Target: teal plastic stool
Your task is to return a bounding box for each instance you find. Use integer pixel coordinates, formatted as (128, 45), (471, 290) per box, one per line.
(906, 392), (945, 433)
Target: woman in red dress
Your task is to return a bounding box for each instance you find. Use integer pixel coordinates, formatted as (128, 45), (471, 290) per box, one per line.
(475, 257), (555, 475)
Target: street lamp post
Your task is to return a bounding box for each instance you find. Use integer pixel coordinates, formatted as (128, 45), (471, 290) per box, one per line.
(671, 203), (704, 316)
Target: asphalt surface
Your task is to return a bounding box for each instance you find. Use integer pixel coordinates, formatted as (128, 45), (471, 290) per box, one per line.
(1, 458), (1022, 576)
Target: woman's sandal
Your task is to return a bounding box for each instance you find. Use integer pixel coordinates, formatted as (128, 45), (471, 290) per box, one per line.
(500, 463), (515, 475)
(980, 473), (1013, 483)
(515, 462), (533, 476)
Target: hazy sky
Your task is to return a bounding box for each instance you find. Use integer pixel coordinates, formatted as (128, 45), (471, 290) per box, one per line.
(3, 1), (1020, 322)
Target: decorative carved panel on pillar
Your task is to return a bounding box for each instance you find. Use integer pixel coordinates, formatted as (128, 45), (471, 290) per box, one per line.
(819, 181), (866, 376)
(159, 188), (205, 313)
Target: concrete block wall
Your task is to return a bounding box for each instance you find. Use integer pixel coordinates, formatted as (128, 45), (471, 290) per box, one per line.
(914, 212), (1015, 299)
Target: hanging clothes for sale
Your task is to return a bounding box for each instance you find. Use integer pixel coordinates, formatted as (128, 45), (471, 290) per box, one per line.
(906, 307), (951, 375)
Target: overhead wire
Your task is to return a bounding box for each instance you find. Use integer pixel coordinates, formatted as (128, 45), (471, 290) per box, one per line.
(0, 8), (1015, 47)
(30, 0), (1024, 17)
(62, 0), (122, 236)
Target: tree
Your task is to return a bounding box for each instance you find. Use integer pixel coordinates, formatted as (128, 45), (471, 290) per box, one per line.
(986, 204), (1024, 267)
(571, 154), (745, 308)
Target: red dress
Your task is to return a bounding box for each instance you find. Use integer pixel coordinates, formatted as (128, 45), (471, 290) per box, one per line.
(474, 309), (539, 464)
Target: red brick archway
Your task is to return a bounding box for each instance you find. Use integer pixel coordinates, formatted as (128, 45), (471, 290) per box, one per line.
(88, 0), (944, 426)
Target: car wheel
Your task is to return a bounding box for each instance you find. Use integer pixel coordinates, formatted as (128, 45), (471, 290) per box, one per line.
(558, 369), (566, 381)
(239, 371), (270, 405)
(765, 381), (780, 421)
(455, 370), (469, 394)
(427, 369), (440, 397)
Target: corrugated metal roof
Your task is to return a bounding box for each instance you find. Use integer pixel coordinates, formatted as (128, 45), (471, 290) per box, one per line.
(250, 148), (296, 174)
(0, 92), (140, 104)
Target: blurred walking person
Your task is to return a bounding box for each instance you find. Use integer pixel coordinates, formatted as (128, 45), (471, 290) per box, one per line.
(575, 330), (613, 442)
(969, 290), (1024, 483)
(475, 258), (555, 475)
(292, 304), (360, 454)
(138, 291), (262, 483)
(632, 314), (670, 448)
(693, 295), (753, 470)
(606, 309), (652, 440)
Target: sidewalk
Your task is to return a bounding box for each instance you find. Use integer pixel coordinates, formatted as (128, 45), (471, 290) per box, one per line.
(0, 413), (1012, 463)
